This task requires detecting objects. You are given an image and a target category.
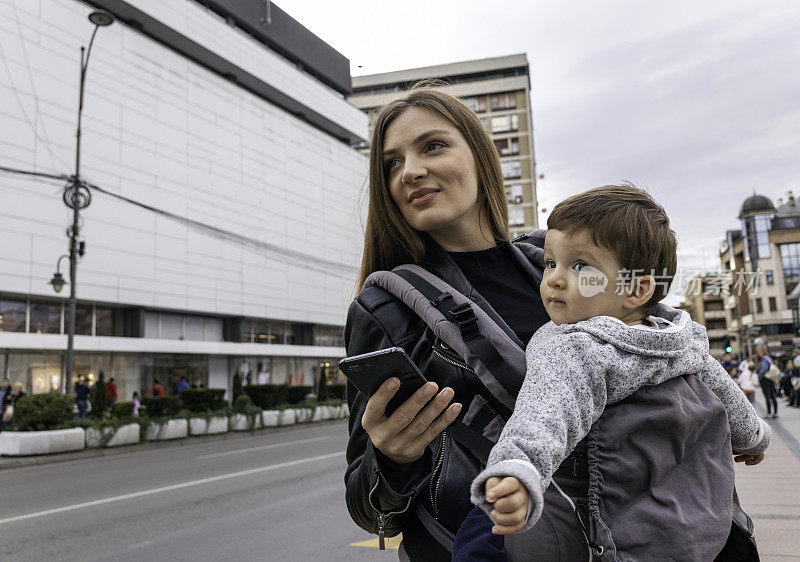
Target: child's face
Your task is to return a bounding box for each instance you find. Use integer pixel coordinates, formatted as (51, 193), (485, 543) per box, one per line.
(542, 229), (633, 325)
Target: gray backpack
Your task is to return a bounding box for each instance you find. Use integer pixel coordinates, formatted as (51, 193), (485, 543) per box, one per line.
(364, 263), (756, 561)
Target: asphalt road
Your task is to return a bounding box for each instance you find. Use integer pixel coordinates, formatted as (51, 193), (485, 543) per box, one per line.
(0, 421), (393, 561)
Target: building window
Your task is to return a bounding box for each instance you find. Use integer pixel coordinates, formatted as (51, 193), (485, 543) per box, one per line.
(493, 137), (520, 157)
(490, 114), (519, 133)
(755, 215), (771, 258)
(314, 325), (344, 347)
(501, 160), (522, 179)
(769, 297), (777, 312)
(506, 184), (524, 205)
(755, 298), (763, 313)
(490, 93), (517, 111)
(30, 301), (61, 334)
(463, 96), (486, 113)
(95, 307), (114, 336)
(509, 207), (525, 227)
(765, 269), (774, 284)
(0, 299), (26, 332)
(75, 305), (93, 336)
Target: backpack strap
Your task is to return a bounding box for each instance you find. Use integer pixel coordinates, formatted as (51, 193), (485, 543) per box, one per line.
(394, 268), (524, 401)
(363, 265), (525, 413)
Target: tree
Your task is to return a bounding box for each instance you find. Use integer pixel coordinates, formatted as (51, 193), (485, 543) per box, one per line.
(232, 370), (244, 404)
(90, 371), (107, 418)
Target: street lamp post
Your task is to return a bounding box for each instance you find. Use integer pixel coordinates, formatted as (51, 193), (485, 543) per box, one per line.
(52, 10), (114, 393)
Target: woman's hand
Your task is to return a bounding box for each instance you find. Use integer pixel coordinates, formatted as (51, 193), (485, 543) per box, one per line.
(362, 377), (462, 467)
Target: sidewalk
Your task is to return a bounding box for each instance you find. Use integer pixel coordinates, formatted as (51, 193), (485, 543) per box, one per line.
(735, 390), (800, 560)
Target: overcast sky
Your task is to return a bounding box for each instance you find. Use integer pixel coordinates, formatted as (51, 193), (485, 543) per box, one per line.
(283, 0), (800, 303)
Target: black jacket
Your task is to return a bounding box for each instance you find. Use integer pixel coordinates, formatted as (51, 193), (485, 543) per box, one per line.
(344, 233), (554, 560)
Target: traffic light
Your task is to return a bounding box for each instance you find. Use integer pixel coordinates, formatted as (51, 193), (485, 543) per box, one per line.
(724, 338), (732, 354)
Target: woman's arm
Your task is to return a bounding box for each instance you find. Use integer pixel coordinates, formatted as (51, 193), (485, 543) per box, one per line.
(344, 293), (459, 536)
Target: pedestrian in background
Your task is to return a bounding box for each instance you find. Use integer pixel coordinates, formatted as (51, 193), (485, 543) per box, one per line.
(0, 378), (10, 432)
(780, 359), (796, 399)
(132, 391), (141, 416)
(74, 377), (91, 418)
(145, 379), (164, 397)
(106, 376), (118, 409)
(2, 381), (25, 428)
(737, 360), (758, 405)
(757, 346), (779, 418)
(175, 376), (190, 395)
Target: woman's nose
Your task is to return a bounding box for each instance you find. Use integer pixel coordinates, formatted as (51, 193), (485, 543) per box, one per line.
(401, 156), (427, 184)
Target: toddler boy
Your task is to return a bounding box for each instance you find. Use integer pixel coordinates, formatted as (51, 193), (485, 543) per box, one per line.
(457, 184), (770, 558)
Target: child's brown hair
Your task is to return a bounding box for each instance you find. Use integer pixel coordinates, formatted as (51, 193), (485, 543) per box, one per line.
(547, 183), (677, 312)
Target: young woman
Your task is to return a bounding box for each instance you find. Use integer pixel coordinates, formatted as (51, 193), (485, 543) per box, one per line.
(343, 85), (584, 560)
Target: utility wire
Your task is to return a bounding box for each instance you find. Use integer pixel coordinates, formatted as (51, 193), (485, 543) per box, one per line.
(0, 164), (358, 278)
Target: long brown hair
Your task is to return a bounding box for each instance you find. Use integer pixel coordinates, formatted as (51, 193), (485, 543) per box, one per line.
(357, 83), (509, 291)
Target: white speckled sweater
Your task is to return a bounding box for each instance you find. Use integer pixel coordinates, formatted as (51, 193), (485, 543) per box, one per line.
(470, 304), (771, 532)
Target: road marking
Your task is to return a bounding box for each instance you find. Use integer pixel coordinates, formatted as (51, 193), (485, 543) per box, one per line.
(0, 452), (344, 526)
(195, 436), (330, 459)
(751, 513), (800, 520)
(350, 535), (402, 550)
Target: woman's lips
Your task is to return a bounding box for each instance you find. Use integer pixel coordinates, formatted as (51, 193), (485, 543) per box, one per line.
(410, 191), (439, 207)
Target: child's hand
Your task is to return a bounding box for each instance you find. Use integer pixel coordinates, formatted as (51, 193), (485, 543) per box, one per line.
(485, 476), (529, 535)
(733, 450), (765, 465)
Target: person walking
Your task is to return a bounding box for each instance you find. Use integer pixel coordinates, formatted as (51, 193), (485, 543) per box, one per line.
(757, 346), (779, 418)
(737, 359), (759, 405)
(145, 379), (165, 397)
(74, 377), (91, 419)
(2, 382), (26, 428)
(0, 378), (10, 432)
(106, 376), (118, 409)
(175, 376), (190, 395)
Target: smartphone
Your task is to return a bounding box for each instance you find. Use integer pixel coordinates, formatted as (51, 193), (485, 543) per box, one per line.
(340, 347), (429, 416)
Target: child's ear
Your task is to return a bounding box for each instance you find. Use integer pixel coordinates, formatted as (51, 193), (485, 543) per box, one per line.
(624, 274), (656, 310)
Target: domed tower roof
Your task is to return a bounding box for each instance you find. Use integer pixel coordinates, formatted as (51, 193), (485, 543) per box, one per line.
(739, 193), (775, 218)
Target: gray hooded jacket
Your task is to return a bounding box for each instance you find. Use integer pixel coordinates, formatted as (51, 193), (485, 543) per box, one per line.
(471, 304), (771, 531)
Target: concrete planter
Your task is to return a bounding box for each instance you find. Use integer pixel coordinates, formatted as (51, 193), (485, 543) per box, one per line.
(0, 428), (85, 456)
(230, 413), (261, 431)
(262, 410), (280, 427)
(145, 419), (188, 441)
(85, 423), (140, 448)
(189, 416), (228, 436)
(278, 409), (296, 426)
(295, 407), (313, 423)
(312, 406), (332, 422)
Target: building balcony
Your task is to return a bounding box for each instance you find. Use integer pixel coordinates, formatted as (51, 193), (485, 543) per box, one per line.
(707, 328), (729, 338)
(704, 310), (726, 320)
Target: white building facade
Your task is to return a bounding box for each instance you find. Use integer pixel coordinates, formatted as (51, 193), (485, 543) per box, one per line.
(0, 0), (368, 400)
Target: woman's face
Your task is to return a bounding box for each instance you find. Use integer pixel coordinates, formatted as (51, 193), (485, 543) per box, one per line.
(382, 108), (485, 248)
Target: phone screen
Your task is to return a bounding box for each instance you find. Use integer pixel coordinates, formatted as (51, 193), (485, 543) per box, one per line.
(341, 347), (428, 416)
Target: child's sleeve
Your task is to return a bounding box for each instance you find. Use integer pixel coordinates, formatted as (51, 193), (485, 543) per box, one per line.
(699, 355), (771, 455)
(469, 329), (612, 532)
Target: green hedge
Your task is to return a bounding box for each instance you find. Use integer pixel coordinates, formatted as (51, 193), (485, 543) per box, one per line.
(112, 401), (135, 418)
(286, 386), (313, 404)
(179, 388), (226, 412)
(327, 384), (346, 401)
(13, 393), (74, 431)
(142, 395), (182, 417)
(233, 394), (253, 412)
(244, 385), (287, 409)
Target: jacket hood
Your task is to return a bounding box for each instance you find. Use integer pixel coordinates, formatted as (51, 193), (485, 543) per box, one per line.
(558, 304), (709, 362)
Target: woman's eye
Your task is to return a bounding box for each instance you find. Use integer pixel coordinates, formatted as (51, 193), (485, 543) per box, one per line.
(425, 141), (445, 152)
(384, 158), (401, 172)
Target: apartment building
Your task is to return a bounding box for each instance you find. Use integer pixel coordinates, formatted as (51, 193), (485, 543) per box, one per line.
(346, 54), (539, 238)
(681, 273), (730, 358)
(0, 0), (367, 399)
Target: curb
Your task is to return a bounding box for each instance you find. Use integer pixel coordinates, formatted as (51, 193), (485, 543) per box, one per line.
(0, 418), (345, 472)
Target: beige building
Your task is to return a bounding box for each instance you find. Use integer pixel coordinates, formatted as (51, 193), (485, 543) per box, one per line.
(347, 54), (539, 238)
(719, 192), (800, 358)
(681, 273), (730, 358)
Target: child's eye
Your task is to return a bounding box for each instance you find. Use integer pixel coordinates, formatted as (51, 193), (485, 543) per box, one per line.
(573, 261), (587, 271)
(545, 260), (556, 269)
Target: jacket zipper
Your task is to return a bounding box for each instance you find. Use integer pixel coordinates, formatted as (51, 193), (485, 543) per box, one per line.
(368, 478), (413, 550)
(429, 430), (448, 519)
(433, 348), (475, 373)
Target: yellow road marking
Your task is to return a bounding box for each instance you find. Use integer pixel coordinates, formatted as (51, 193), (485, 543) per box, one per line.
(350, 534), (403, 550)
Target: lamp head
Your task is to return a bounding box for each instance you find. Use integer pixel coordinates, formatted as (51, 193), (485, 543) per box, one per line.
(49, 272), (66, 293)
(88, 10), (115, 27)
